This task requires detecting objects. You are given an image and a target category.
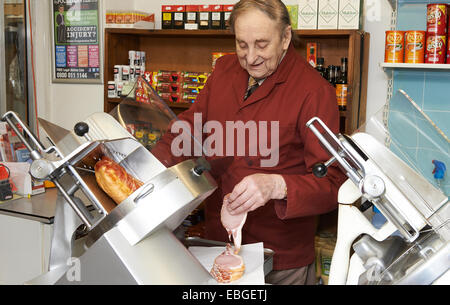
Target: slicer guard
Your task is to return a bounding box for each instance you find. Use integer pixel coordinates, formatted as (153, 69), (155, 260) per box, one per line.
(1, 105), (217, 247)
(306, 89), (449, 284)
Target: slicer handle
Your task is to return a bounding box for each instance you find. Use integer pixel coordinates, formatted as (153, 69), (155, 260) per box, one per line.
(74, 122), (93, 142)
(74, 122), (89, 137)
(312, 156), (336, 178)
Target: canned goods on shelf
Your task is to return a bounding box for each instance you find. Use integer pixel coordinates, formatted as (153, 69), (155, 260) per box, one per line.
(425, 34), (447, 64)
(108, 81), (117, 98)
(426, 4), (447, 35)
(405, 31), (426, 63)
(385, 31), (405, 63)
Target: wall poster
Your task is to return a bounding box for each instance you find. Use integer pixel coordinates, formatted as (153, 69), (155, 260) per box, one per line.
(51, 0), (103, 83)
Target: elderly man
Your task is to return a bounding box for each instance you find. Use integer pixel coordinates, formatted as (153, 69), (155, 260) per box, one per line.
(152, 0), (345, 285)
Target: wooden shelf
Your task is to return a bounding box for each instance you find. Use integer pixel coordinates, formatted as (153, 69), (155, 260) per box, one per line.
(380, 62), (450, 70)
(104, 29), (369, 134)
(167, 102), (192, 109)
(105, 28), (361, 37)
(106, 98), (192, 108)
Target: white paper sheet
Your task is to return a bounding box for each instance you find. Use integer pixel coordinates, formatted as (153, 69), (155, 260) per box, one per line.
(189, 242), (265, 285)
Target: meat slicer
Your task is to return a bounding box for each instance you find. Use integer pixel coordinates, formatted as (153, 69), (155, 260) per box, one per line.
(1, 90), (218, 284)
(306, 90), (449, 285)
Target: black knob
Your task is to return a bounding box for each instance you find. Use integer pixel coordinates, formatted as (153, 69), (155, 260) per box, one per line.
(74, 122), (89, 137)
(312, 163), (328, 178)
(193, 157), (211, 176)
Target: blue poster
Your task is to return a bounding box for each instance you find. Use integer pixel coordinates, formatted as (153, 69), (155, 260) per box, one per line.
(55, 45), (66, 68)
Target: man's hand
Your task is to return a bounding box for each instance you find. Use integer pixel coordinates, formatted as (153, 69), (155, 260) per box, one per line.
(226, 174), (286, 215)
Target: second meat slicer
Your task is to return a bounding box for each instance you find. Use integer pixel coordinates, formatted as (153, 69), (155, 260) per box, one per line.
(1, 84), (219, 284)
(307, 90), (449, 285)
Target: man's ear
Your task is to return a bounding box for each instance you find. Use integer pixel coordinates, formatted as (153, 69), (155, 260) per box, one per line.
(282, 26), (292, 50)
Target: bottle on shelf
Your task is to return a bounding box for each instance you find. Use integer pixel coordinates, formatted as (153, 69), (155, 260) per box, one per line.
(327, 65), (336, 87)
(336, 57), (348, 112)
(315, 57), (326, 78)
(308, 43), (317, 67)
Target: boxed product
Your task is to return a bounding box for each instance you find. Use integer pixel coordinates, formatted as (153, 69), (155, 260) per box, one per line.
(223, 5), (234, 29)
(182, 93), (199, 103)
(106, 10), (154, 29)
(298, 0), (318, 29)
(161, 6), (175, 29)
(157, 70), (183, 83)
(318, 0), (339, 30)
(185, 5), (199, 30)
(338, 0), (362, 29)
(183, 83), (204, 94)
(160, 92), (182, 103)
(286, 5), (298, 29)
(157, 82), (182, 93)
(210, 5), (224, 29)
(199, 5), (212, 29)
(161, 5), (185, 29)
(182, 71), (209, 84)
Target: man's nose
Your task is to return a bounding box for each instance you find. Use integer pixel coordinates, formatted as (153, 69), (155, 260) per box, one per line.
(246, 47), (259, 64)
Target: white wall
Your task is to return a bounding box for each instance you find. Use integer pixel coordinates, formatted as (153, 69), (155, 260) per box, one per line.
(31, 0), (391, 131)
(362, 0), (393, 121)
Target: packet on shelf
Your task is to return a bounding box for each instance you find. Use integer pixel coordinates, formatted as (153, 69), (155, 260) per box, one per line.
(106, 10), (154, 29)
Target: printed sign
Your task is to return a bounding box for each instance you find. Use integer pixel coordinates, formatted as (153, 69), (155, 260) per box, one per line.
(51, 0), (102, 83)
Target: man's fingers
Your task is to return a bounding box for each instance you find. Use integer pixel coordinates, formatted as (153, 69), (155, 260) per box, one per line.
(228, 180), (247, 202)
(230, 197), (256, 215)
(228, 190), (252, 211)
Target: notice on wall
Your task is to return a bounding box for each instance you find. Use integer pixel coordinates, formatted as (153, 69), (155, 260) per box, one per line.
(52, 0), (102, 83)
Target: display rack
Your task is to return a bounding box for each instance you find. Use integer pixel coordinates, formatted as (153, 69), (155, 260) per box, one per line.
(104, 29), (369, 134)
(380, 63), (450, 70)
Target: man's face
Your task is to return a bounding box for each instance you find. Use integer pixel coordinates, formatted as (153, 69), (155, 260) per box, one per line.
(59, 6), (64, 14)
(234, 9), (291, 80)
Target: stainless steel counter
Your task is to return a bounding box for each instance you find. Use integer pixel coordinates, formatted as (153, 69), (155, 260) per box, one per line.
(0, 189), (58, 224)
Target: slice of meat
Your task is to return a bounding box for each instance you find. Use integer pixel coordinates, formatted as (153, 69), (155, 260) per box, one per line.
(220, 194), (247, 254)
(210, 243), (245, 283)
(94, 156), (144, 204)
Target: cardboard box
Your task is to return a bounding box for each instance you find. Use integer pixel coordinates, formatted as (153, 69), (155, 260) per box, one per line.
(199, 5), (211, 29)
(173, 5), (186, 29)
(223, 5), (234, 29)
(210, 5), (223, 29)
(298, 0), (318, 30)
(338, 0), (362, 29)
(185, 5), (199, 30)
(161, 5), (175, 29)
(286, 5), (298, 29)
(318, 0), (339, 29)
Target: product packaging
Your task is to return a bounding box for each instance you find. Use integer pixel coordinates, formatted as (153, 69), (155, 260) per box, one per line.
(223, 5), (234, 29)
(426, 4), (447, 35)
(199, 5), (211, 29)
(185, 5), (199, 30)
(385, 31), (405, 63)
(405, 31), (425, 63)
(286, 5), (298, 29)
(298, 0), (318, 29)
(425, 34), (447, 64)
(338, 0), (362, 29)
(210, 5), (223, 29)
(318, 0), (339, 29)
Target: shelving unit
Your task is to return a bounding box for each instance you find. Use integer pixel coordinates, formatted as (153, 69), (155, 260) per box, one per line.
(104, 28), (369, 134)
(380, 63), (450, 70)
